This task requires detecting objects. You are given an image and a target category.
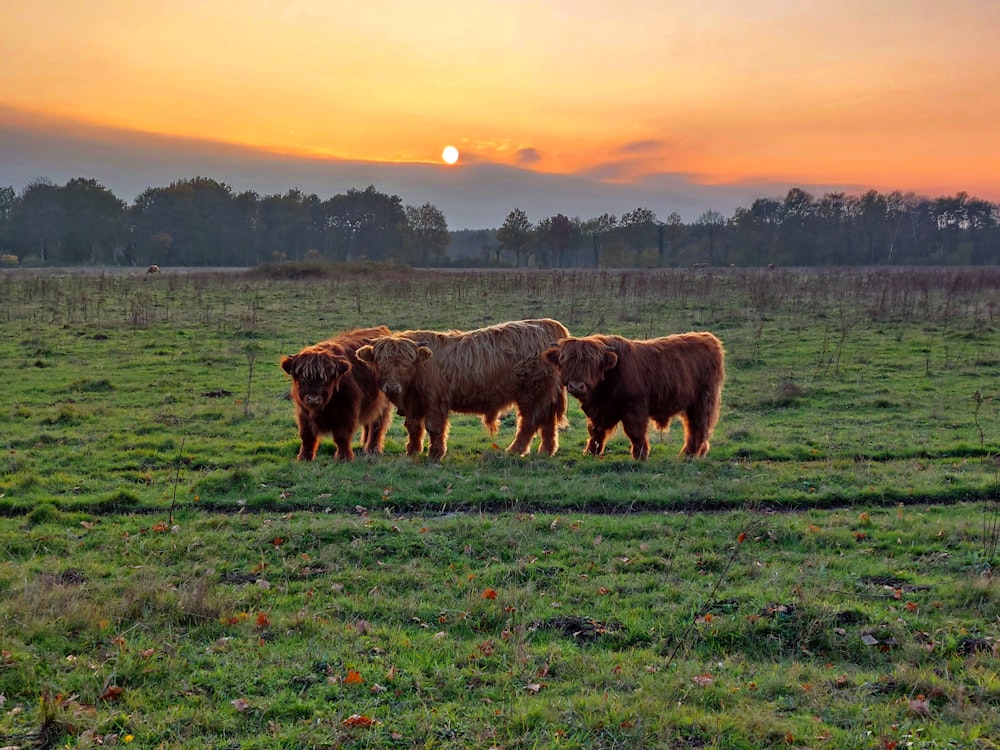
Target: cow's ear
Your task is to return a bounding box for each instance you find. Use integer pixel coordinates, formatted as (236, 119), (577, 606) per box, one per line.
(602, 351), (619, 370)
(280, 355), (296, 375)
(541, 347), (560, 367)
(417, 346), (433, 361)
(356, 345), (374, 364)
(325, 357), (350, 381)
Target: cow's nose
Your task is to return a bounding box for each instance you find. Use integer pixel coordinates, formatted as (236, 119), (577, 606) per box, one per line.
(304, 394), (322, 405)
(382, 383), (402, 394)
(567, 381), (586, 395)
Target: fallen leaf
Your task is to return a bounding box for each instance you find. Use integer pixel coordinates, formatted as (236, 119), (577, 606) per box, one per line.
(481, 588), (498, 600)
(99, 685), (123, 702)
(344, 669), (364, 685)
(692, 673), (714, 687)
(231, 698), (251, 712)
(342, 714), (378, 728)
(525, 683), (543, 694)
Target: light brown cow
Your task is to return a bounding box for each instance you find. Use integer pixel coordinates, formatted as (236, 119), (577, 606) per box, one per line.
(280, 326), (393, 461)
(146, 264), (160, 274)
(356, 319), (569, 460)
(542, 332), (725, 460)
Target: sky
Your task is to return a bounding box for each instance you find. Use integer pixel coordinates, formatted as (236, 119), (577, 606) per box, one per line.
(1, 0), (998, 229)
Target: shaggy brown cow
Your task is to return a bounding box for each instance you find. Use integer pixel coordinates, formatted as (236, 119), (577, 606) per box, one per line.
(146, 264), (160, 274)
(542, 332), (725, 460)
(356, 319), (569, 460)
(280, 326), (393, 461)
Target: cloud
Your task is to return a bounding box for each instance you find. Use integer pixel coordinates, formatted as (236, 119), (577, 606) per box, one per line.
(514, 147), (541, 165)
(0, 107), (845, 229)
(616, 139), (667, 155)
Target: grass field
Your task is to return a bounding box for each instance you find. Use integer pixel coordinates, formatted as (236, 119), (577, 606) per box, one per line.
(1, 265), (999, 748)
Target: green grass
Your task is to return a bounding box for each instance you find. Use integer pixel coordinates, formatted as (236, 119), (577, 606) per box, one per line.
(0, 265), (998, 747)
(2, 505), (1000, 747)
(0, 266), (996, 516)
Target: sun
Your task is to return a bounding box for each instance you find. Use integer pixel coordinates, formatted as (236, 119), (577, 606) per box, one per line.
(442, 145), (459, 164)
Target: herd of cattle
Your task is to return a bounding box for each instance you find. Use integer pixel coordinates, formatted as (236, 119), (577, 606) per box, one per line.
(280, 319), (725, 462)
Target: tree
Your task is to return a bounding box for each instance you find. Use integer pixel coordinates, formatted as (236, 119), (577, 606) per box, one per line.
(542, 213), (577, 267)
(322, 185), (406, 262)
(619, 207), (659, 265)
(497, 208), (533, 267)
(8, 180), (62, 263)
(404, 203), (450, 265)
(662, 212), (684, 266)
(581, 213), (617, 267)
(780, 188), (816, 264)
(130, 177), (239, 266)
(695, 210), (727, 266)
(59, 178), (126, 264)
(258, 189), (322, 262)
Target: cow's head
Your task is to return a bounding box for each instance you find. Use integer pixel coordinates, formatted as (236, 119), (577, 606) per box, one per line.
(542, 337), (618, 400)
(281, 348), (351, 409)
(356, 337), (432, 395)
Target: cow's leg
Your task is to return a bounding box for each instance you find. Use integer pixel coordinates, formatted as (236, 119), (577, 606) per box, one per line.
(537, 417), (558, 456)
(506, 411), (537, 456)
(538, 388), (566, 456)
(585, 420), (612, 456)
(482, 410), (500, 435)
(296, 422), (320, 461)
(681, 411), (710, 457)
(404, 417), (426, 456)
(363, 407), (391, 455)
(425, 413), (450, 461)
(537, 388), (567, 456)
(330, 424), (356, 461)
(621, 415), (651, 460)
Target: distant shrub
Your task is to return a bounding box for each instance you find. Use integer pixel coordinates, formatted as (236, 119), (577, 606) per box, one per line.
(1, 253), (18, 266)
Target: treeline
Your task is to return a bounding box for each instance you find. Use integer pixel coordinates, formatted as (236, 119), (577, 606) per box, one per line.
(0, 177), (997, 268)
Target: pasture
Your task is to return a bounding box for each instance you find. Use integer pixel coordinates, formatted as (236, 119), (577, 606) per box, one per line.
(1, 265), (999, 748)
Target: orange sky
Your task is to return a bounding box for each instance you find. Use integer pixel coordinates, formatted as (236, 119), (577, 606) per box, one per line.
(2, 0), (999, 218)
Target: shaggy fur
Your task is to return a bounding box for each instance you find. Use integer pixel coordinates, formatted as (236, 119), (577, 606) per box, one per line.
(280, 326), (393, 461)
(356, 319), (569, 460)
(542, 332), (725, 460)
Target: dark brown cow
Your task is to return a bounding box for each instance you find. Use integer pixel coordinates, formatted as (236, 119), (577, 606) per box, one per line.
(356, 319), (569, 460)
(280, 326), (393, 461)
(542, 332), (725, 460)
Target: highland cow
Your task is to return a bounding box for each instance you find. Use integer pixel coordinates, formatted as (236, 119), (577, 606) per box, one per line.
(356, 319), (569, 460)
(542, 332), (725, 460)
(280, 326), (393, 461)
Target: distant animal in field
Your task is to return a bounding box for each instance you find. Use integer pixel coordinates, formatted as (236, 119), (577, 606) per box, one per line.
(356, 318), (569, 460)
(146, 264), (160, 274)
(280, 326), (393, 461)
(542, 332), (725, 460)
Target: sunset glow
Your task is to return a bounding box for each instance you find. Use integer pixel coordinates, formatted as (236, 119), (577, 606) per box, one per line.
(2, 0), (999, 221)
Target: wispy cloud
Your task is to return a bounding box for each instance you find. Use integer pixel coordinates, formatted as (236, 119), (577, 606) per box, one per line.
(514, 148), (541, 166)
